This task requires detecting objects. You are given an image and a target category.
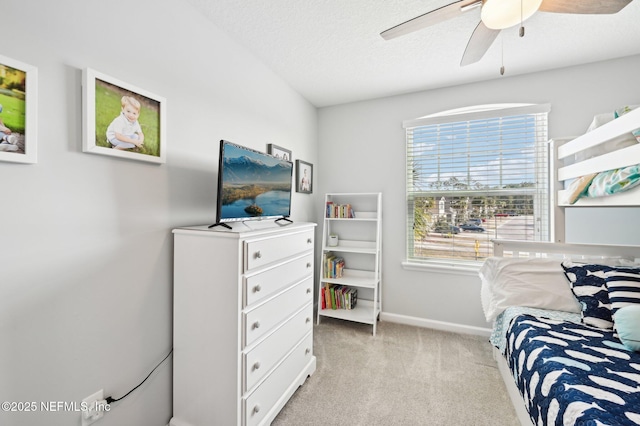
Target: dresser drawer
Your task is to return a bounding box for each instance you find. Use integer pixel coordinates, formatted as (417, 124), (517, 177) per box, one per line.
(243, 277), (312, 347)
(243, 303), (312, 393)
(244, 253), (313, 308)
(243, 332), (313, 426)
(244, 229), (314, 271)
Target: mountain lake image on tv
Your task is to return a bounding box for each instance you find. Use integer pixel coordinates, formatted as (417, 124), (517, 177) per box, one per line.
(216, 140), (293, 224)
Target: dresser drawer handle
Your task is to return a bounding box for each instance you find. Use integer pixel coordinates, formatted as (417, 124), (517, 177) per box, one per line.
(254, 251), (262, 259)
(306, 262), (312, 268)
(253, 404), (260, 414)
(252, 321), (260, 330)
(305, 348), (311, 355)
(253, 361), (261, 371)
(306, 317), (311, 323)
(307, 238), (312, 244)
(306, 288), (312, 294)
(253, 285), (261, 293)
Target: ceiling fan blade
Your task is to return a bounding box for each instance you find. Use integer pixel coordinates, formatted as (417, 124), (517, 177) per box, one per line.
(460, 21), (500, 66)
(380, 0), (482, 40)
(539, 0), (632, 14)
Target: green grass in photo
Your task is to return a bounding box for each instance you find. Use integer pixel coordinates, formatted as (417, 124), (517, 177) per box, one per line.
(94, 81), (161, 157)
(0, 92), (26, 135)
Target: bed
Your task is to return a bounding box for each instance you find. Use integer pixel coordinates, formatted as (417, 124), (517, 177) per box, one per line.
(482, 105), (640, 425)
(483, 240), (640, 426)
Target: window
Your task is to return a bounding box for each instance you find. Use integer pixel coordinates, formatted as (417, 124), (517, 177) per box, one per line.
(405, 104), (551, 264)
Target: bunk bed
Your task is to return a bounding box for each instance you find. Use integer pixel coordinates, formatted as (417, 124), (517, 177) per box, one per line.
(484, 107), (640, 426)
(553, 106), (640, 207)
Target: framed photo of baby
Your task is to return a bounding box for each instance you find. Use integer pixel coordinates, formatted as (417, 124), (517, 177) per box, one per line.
(83, 68), (166, 164)
(296, 159), (313, 194)
(0, 54), (38, 164)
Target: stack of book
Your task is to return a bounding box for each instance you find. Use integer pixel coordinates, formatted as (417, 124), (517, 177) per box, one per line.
(323, 252), (345, 279)
(325, 202), (355, 218)
(321, 284), (357, 310)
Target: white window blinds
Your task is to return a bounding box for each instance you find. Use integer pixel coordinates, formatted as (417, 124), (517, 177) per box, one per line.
(405, 104), (551, 262)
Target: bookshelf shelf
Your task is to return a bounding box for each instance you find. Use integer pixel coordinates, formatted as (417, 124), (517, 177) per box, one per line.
(322, 239), (377, 254)
(320, 269), (378, 289)
(326, 211), (377, 221)
(317, 192), (382, 336)
(317, 299), (380, 325)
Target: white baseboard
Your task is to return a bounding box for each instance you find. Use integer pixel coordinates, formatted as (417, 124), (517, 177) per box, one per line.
(380, 312), (492, 337)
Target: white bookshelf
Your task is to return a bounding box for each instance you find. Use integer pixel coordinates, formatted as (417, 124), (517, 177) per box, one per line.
(317, 192), (382, 335)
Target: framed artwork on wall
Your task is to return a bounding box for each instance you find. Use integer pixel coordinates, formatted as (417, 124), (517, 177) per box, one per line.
(0, 54), (38, 164)
(267, 143), (292, 162)
(83, 68), (166, 164)
(296, 159), (313, 194)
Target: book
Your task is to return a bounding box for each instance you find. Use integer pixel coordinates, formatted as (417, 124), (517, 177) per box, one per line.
(323, 252), (344, 279)
(320, 284), (357, 310)
(324, 283), (331, 309)
(348, 287), (358, 309)
(326, 201), (334, 218)
(330, 286), (336, 309)
(326, 202), (355, 218)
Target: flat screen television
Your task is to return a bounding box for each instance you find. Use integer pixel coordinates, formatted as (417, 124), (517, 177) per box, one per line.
(210, 140), (293, 229)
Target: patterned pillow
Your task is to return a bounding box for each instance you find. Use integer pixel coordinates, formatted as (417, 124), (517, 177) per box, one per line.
(561, 262), (614, 329)
(614, 105), (640, 142)
(605, 268), (640, 317)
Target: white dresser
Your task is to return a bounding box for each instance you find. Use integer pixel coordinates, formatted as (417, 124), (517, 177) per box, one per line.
(170, 222), (317, 426)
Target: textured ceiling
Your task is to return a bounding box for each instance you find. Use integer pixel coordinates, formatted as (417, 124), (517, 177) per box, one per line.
(187, 0), (640, 107)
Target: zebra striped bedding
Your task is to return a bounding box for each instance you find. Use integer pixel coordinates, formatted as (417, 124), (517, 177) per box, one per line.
(505, 313), (640, 425)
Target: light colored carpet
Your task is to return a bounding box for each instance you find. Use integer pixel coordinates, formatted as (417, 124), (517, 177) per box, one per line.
(272, 317), (519, 426)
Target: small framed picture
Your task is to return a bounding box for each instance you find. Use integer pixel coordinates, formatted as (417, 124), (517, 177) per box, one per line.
(267, 143), (292, 162)
(0, 54), (38, 164)
(296, 159), (313, 194)
(83, 68), (166, 164)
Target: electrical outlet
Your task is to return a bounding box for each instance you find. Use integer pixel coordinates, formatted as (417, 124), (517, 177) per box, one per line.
(81, 389), (104, 426)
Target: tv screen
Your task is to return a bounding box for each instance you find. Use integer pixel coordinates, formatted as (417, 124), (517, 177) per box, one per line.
(214, 140), (293, 226)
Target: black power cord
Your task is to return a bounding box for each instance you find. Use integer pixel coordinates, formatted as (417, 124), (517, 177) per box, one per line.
(105, 348), (173, 405)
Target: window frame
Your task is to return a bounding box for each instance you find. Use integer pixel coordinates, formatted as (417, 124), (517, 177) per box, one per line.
(403, 103), (552, 270)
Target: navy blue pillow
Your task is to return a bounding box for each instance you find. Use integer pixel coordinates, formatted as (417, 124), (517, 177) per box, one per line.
(605, 268), (640, 317)
(561, 262), (614, 329)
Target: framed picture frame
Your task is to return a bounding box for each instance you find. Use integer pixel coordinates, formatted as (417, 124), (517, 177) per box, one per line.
(267, 143), (292, 162)
(83, 68), (166, 164)
(0, 54), (38, 164)
(296, 159), (313, 194)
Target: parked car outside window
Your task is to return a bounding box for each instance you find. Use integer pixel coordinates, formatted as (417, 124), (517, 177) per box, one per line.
(434, 225), (461, 234)
(460, 224), (485, 232)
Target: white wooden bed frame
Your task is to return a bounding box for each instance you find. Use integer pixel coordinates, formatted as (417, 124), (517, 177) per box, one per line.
(550, 106), (640, 208)
(490, 239), (640, 426)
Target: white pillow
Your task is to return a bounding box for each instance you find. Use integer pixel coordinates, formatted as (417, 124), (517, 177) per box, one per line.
(586, 112), (615, 132)
(479, 257), (581, 323)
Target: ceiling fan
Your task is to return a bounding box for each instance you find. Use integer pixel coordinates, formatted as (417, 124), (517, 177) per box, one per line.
(380, 0), (633, 67)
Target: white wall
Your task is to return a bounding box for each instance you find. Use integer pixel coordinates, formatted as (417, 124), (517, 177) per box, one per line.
(317, 54), (640, 330)
(0, 1), (318, 425)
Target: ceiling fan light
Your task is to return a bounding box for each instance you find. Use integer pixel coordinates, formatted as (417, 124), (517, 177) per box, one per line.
(481, 0), (543, 30)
